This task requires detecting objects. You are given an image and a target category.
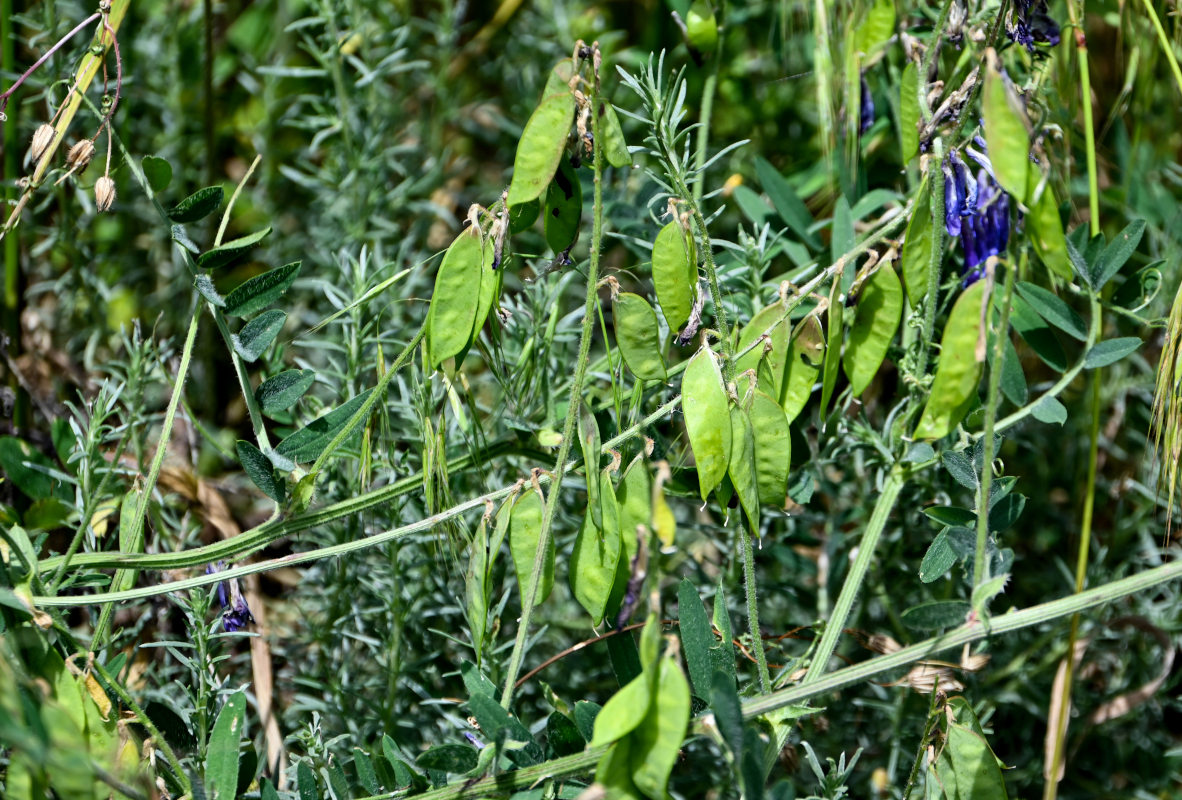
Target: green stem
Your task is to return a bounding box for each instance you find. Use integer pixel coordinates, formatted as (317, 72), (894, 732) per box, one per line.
(499, 60), (607, 709)
(915, 139), (946, 380)
(740, 524), (771, 692)
(1139, 0), (1182, 99)
(91, 660), (191, 796)
(353, 557), (1182, 800)
(1, 0), (22, 429)
(973, 258), (1017, 593)
(90, 304), (202, 648)
(802, 465), (904, 683)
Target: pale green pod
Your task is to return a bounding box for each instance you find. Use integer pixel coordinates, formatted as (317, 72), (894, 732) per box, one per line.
(843, 263), (903, 396)
(509, 487), (553, 607)
(915, 281), (987, 439)
(613, 293), (667, 381)
(683, 346), (731, 501)
(507, 91), (575, 208)
(652, 221), (696, 332)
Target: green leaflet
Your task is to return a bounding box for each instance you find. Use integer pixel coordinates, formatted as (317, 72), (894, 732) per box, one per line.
(509, 487), (553, 607)
(206, 691), (246, 800)
(613, 292), (667, 381)
(223, 261), (302, 317)
(652, 220), (697, 333)
(507, 91), (575, 207)
(915, 281), (986, 439)
(843, 263), (903, 396)
(683, 346), (732, 501)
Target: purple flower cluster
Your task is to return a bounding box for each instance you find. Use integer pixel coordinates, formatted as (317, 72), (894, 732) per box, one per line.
(859, 74), (875, 135)
(1009, 0), (1061, 52)
(206, 561), (254, 633)
(943, 141), (1010, 284)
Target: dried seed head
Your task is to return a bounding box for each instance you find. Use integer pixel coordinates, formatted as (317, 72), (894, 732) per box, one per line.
(65, 139), (96, 171)
(95, 176), (116, 212)
(28, 124), (56, 164)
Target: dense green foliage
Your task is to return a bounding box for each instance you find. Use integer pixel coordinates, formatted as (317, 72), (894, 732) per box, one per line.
(1, 1), (1181, 798)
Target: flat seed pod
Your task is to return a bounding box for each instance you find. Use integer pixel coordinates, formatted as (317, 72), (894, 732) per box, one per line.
(507, 92), (575, 208)
(608, 455), (650, 617)
(544, 158), (582, 254)
(598, 100), (632, 168)
(727, 407), (760, 533)
(472, 242), (502, 340)
(425, 228), (490, 371)
(613, 293), (667, 381)
(1026, 183), (1072, 281)
(781, 315), (825, 422)
(570, 470), (623, 624)
(735, 302), (790, 397)
(982, 48), (1030, 204)
(578, 400), (603, 531)
(652, 221), (696, 332)
(683, 347), (731, 501)
(901, 178), (933, 307)
(915, 281), (987, 439)
(819, 280), (845, 413)
(510, 488), (554, 607)
(750, 389), (791, 507)
(464, 517), (490, 659)
(843, 264), (903, 396)
(629, 658), (691, 800)
(542, 59), (575, 100)
(899, 63), (920, 163)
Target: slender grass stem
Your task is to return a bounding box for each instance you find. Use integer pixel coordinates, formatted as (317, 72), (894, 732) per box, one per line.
(1138, 0), (1182, 100)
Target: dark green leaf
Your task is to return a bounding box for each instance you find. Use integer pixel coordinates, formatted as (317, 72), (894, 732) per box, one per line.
(1010, 294), (1067, 372)
(142, 155), (173, 193)
(941, 451), (977, 491)
(1015, 282), (1087, 342)
(236, 440), (284, 503)
(545, 712), (584, 759)
(733, 184), (772, 227)
(677, 579), (715, 700)
(275, 389), (374, 463)
(710, 669), (743, 761)
(712, 580), (736, 682)
(924, 506), (976, 527)
(197, 227), (273, 270)
(467, 691), (541, 765)
(754, 156), (819, 249)
(740, 726), (768, 800)
(224, 262), (302, 317)
(901, 600), (971, 631)
(988, 493), (1025, 532)
(260, 777), (280, 800)
(0, 437), (66, 501)
(353, 749), (380, 795)
(573, 701), (601, 744)
(296, 761), (318, 800)
(256, 370), (316, 417)
(205, 691), (246, 800)
(233, 310), (287, 362)
(168, 185), (224, 223)
(1095, 219), (1145, 289)
(944, 526), (976, 559)
(919, 531), (957, 583)
(416, 744), (478, 774)
(460, 660), (497, 699)
(1084, 337), (1142, 369)
(997, 332), (1028, 406)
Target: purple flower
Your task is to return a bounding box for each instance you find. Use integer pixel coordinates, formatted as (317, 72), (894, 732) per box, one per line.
(1008, 0), (1060, 52)
(943, 151), (976, 237)
(960, 169), (1010, 285)
(206, 561), (254, 633)
(859, 74), (875, 135)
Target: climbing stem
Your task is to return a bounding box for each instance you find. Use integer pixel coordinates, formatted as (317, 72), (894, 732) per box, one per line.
(740, 524), (771, 692)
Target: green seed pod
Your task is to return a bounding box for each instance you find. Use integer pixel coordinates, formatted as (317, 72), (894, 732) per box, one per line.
(683, 346), (731, 501)
(425, 227), (496, 371)
(544, 158), (582, 254)
(901, 178), (933, 307)
(843, 264), (903, 396)
(510, 486), (553, 607)
(735, 301), (790, 397)
(750, 389), (791, 507)
(570, 469), (622, 624)
(914, 281), (987, 439)
(727, 407), (760, 533)
(598, 100), (632, 168)
(819, 279), (845, 413)
(613, 292), (667, 381)
(507, 91), (575, 208)
(652, 221), (696, 333)
(781, 314), (825, 422)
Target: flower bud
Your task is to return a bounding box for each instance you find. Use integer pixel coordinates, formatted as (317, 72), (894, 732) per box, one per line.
(95, 176), (116, 212)
(28, 124), (56, 164)
(65, 139), (96, 171)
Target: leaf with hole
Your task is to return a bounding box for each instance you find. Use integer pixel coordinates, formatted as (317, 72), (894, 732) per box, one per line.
(544, 157), (582, 254)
